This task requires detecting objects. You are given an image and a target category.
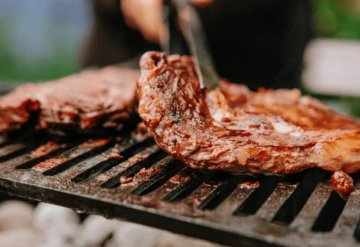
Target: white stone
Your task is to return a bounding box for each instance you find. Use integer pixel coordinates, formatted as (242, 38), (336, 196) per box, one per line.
(0, 200), (34, 231)
(76, 215), (119, 247)
(34, 203), (80, 247)
(0, 228), (41, 247)
(108, 221), (222, 247)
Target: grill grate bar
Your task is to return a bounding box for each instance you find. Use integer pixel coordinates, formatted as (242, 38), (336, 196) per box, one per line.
(101, 149), (167, 188)
(198, 174), (243, 210)
(43, 140), (115, 176)
(163, 171), (214, 202)
(311, 191), (348, 232)
(16, 142), (78, 169)
(132, 159), (184, 196)
(290, 182), (332, 232)
(0, 142), (45, 163)
(272, 169), (327, 225)
(1, 126), (360, 246)
(233, 176), (280, 216)
(92, 145), (161, 184)
(71, 139), (154, 183)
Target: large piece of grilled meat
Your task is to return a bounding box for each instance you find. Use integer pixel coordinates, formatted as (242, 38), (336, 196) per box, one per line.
(0, 66), (139, 134)
(138, 52), (360, 195)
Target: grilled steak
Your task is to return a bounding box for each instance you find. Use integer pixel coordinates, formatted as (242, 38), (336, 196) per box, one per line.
(0, 66), (139, 133)
(138, 52), (360, 195)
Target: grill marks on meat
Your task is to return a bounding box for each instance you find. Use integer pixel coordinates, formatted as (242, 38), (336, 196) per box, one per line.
(138, 52), (360, 196)
(0, 67), (139, 133)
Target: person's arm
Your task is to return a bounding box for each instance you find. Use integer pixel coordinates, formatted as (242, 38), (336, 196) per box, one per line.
(121, 0), (213, 43)
(80, 0), (160, 67)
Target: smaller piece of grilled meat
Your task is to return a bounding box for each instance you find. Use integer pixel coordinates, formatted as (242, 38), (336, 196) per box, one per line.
(0, 67), (139, 133)
(138, 52), (360, 196)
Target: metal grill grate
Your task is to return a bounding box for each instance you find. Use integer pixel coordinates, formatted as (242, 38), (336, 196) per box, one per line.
(0, 131), (360, 247)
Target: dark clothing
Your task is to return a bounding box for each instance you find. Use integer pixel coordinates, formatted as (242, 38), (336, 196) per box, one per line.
(81, 0), (159, 67)
(82, 0), (312, 89)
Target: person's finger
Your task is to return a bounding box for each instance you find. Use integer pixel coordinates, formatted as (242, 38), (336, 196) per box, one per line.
(137, 0), (164, 42)
(192, 0), (213, 7)
(121, 0), (163, 43)
(121, 0), (213, 43)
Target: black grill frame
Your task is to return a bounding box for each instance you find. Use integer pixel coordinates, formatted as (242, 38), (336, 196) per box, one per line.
(0, 132), (359, 247)
(1, 85), (360, 247)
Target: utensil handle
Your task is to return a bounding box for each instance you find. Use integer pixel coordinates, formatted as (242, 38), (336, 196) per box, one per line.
(162, 0), (189, 55)
(163, 0), (220, 89)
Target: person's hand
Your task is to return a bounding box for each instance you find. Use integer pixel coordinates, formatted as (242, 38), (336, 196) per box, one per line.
(121, 0), (212, 43)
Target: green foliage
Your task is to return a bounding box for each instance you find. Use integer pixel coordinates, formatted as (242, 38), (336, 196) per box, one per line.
(312, 0), (360, 117)
(0, 1), (359, 117)
(314, 0), (360, 39)
(0, 15), (78, 83)
(345, 97), (360, 117)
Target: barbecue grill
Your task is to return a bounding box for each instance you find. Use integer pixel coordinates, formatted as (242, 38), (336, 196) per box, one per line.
(0, 84), (359, 247)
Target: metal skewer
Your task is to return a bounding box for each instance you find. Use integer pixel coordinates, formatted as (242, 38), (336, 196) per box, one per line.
(163, 0), (220, 89)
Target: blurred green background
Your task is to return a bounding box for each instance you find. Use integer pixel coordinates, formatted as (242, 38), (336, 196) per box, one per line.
(0, 0), (359, 83)
(0, 0), (90, 83)
(314, 0), (360, 39)
(0, 0), (359, 116)
(311, 0), (360, 117)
